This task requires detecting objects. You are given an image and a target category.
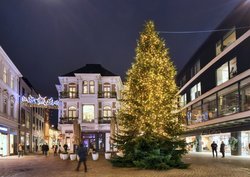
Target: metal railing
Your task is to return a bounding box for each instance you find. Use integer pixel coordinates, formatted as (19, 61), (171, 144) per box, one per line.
(98, 91), (117, 98)
(59, 117), (78, 124)
(98, 116), (115, 124)
(59, 91), (79, 99)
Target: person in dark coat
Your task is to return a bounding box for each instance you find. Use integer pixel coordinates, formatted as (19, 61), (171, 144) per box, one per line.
(42, 144), (45, 155)
(53, 145), (58, 156)
(63, 144), (68, 153)
(211, 141), (218, 157)
(44, 143), (49, 156)
(76, 144), (87, 172)
(220, 141), (225, 158)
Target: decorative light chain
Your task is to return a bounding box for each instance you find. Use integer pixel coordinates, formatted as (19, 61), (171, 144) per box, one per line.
(21, 94), (59, 109)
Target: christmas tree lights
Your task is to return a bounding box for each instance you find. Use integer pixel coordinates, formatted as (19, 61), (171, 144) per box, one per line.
(111, 21), (187, 170)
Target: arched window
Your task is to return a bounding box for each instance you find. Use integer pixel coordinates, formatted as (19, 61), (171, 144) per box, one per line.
(103, 83), (111, 98)
(89, 81), (95, 94)
(68, 106), (77, 118)
(103, 106), (112, 117)
(82, 81), (88, 94)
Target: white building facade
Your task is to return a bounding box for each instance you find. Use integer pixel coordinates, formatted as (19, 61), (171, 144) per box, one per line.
(0, 47), (22, 156)
(56, 64), (123, 152)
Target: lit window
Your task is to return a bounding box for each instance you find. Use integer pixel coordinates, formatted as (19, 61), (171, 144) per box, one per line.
(216, 63), (228, 85)
(216, 58), (237, 85)
(216, 28), (236, 56)
(180, 94), (187, 107)
(10, 76), (14, 89)
(190, 82), (201, 101)
(3, 67), (7, 83)
(191, 60), (200, 77)
(82, 81), (88, 94)
(218, 84), (239, 116)
(103, 83), (111, 98)
(82, 105), (94, 122)
(103, 106), (112, 117)
(68, 106), (77, 118)
(69, 84), (77, 98)
(240, 77), (250, 111)
(89, 81), (95, 94)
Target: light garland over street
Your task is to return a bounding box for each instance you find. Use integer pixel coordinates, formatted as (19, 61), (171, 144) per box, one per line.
(21, 94), (59, 109)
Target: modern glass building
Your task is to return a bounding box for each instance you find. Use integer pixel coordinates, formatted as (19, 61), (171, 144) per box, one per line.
(177, 1), (250, 156)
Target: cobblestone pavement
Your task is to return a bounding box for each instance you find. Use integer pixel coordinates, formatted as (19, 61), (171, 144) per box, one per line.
(0, 152), (250, 177)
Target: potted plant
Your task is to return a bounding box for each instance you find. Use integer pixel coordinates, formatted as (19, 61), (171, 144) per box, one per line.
(105, 151), (112, 160)
(69, 153), (77, 161)
(61, 152), (69, 160)
(116, 151), (124, 157)
(229, 137), (238, 151)
(92, 151), (99, 160)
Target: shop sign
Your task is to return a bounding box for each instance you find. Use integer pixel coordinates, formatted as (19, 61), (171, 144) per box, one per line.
(0, 125), (8, 132)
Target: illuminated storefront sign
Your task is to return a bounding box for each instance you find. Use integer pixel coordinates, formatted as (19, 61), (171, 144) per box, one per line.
(0, 126), (8, 132)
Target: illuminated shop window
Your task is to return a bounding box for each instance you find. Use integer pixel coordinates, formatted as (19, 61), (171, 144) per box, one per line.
(82, 105), (94, 122)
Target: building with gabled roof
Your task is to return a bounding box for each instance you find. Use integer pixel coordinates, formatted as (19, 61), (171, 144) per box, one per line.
(56, 64), (123, 152)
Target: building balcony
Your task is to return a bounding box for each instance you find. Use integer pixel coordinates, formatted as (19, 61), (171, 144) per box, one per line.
(59, 91), (79, 99)
(98, 116), (115, 124)
(98, 91), (117, 99)
(59, 117), (78, 124)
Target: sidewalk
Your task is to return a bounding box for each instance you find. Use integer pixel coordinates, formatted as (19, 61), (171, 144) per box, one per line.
(0, 152), (250, 177)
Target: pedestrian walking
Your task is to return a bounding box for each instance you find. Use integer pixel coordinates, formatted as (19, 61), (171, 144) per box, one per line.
(211, 141), (218, 157)
(42, 144), (45, 155)
(63, 144), (68, 153)
(58, 145), (63, 154)
(75, 144), (87, 172)
(53, 145), (58, 156)
(18, 143), (24, 157)
(44, 143), (49, 156)
(220, 141), (225, 158)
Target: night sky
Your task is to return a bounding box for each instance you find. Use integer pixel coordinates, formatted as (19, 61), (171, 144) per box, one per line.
(0, 0), (241, 98)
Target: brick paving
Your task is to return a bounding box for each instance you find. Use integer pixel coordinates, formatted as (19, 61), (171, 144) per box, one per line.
(0, 152), (250, 177)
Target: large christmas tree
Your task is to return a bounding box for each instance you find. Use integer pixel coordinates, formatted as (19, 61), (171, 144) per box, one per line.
(111, 21), (187, 170)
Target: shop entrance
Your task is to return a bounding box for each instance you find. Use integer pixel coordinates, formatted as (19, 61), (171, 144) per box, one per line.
(241, 131), (250, 156)
(82, 133), (105, 152)
(0, 133), (8, 156)
(202, 133), (231, 153)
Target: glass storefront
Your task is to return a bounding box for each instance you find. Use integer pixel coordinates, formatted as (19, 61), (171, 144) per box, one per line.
(9, 134), (14, 154)
(202, 94), (217, 120)
(240, 77), (250, 111)
(191, 101), (203, 124)
(218, 84), (239, 116)
(241, 131), (250, 156)
(201, 133), (230, 153)
(182, 77), (250, 126)
(186, 136), (196, 152)
(0, 133), (8, 156)
(82, 132), (106, 152)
